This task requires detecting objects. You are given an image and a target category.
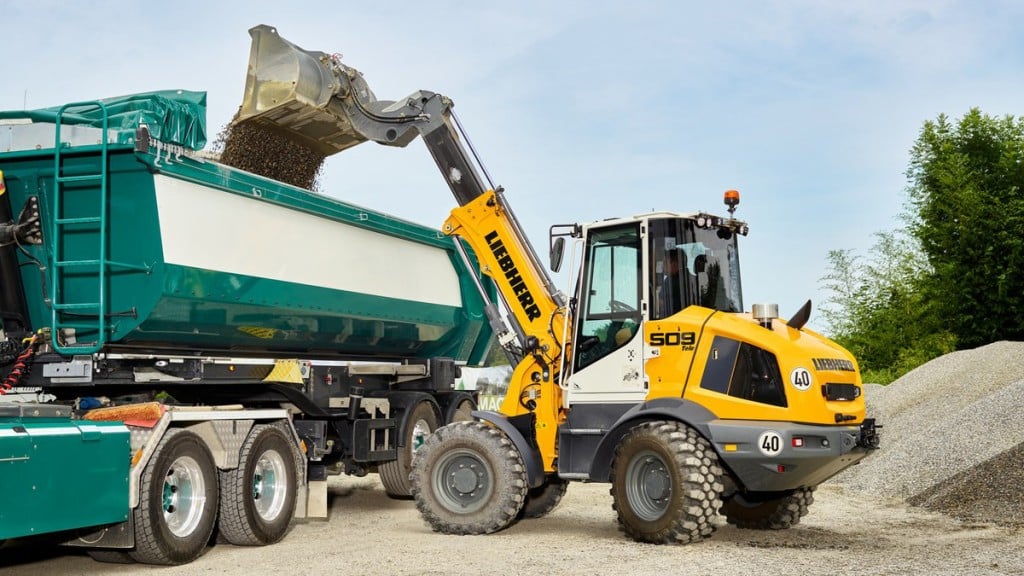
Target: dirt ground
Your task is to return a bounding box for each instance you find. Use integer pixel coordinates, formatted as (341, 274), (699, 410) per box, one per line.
(2, 475), (1021, 576)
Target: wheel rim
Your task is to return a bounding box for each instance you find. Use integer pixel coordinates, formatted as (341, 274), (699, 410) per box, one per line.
(253, 448), (289, 521)
(431, 448), (493, 514)
(411, 418), (432, 452)
(625, 449), (671, 521)
(162, 455), (207, 537)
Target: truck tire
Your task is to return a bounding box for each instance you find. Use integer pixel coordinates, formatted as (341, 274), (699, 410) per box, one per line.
(610, 421), (723, 544)
(721, 487), (815, 529)
(410, 421), (527, 534)
(448, 397), (475, 423)
(519, 477), (568, 519)
(218, 424), (299, 545)
(380, 401), (439, 498)
(130, 429), (219, 565)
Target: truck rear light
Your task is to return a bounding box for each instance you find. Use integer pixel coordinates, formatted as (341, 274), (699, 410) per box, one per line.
(792, 437), (804, 448)
(777, 464), (785, 473)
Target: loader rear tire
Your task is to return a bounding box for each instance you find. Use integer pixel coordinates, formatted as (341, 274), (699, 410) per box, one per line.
(410, 421), (527, 534)
(610, 421), (723, 544)
(519, 477), (568, 519)
(721, 487), (815, 530)
(381, 401), (439, 498)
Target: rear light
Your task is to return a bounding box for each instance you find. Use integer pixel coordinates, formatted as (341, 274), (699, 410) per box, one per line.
(792, 437), (804, 448)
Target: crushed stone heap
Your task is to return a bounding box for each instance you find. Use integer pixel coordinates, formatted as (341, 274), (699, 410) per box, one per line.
(831, 341), (1024, 527)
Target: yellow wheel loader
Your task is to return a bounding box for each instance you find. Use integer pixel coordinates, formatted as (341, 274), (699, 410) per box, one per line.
(238, 24), (880, 544)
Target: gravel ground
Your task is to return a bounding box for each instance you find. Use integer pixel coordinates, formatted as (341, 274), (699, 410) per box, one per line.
(1, 477), (1021, 576)
(834, 341), (1024, 526)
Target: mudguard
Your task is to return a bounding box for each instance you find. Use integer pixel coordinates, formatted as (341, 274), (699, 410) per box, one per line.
(471, 410), (545, 488)
(587, 397), (717, 482)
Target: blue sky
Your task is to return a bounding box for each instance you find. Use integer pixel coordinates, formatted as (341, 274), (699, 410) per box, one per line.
(4, 1), (1023, 331)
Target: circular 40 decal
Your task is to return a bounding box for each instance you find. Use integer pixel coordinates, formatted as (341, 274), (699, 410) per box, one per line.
(790, 367), (813, 391)
(758, 430), (784, 456)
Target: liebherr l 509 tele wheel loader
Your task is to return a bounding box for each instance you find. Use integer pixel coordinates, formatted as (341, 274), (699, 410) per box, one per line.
(238, 24), (880, 544)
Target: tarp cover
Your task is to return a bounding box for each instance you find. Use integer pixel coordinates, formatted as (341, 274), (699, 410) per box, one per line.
(0, 90), (207, 150)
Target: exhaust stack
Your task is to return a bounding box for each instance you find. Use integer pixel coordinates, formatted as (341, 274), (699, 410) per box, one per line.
(751, 303), (779, 329)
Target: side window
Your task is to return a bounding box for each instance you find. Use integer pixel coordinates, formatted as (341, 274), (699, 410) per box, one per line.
(700, 336), (787, 407)
(575, 224), (641, 370)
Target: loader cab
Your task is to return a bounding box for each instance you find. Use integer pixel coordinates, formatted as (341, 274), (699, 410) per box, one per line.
(571, 214), (745, 370)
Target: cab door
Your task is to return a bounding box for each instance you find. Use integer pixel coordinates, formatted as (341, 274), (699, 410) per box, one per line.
(565, 222), (646, 404)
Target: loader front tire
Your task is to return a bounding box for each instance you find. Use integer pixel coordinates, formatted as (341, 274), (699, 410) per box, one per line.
(610, 421), (723, 544)
(721, 487), (815, 530)
(410, 421), (527, 534)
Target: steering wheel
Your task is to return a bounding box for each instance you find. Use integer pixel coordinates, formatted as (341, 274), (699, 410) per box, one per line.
(609, 299), (636, 313)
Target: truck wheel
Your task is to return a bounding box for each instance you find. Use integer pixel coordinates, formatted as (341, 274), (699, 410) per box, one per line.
(449, 398), (475, 423)
(218, 424), (299, 545)
(721, 487), (815, 529)
(130, 429), (219, 565)
(410, 421), (527, 534)
(519, 477), (568, 519)
(381, 401), (439, 498)
(610, 421), (723, 544)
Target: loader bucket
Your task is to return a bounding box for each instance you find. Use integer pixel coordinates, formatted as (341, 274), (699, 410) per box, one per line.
(237, 24), (372, 155)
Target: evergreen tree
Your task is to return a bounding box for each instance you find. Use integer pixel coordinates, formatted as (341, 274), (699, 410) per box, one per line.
(907, 109), (1024, 348)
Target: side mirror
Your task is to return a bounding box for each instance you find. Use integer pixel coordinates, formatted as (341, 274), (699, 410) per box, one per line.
(550, 237), (565, 273)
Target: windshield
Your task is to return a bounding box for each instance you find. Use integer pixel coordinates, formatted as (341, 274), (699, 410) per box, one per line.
(650, 217), (743, 318)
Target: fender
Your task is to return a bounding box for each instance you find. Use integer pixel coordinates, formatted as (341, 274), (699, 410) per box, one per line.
(587, 397), (718, 482)
(471, 410), (545, 488)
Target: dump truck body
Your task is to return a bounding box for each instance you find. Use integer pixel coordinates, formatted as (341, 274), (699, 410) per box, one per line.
(0, 99), (492, 362)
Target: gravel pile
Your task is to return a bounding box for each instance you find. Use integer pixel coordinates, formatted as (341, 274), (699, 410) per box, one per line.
(832, 341), (1024, 527)
(214, 116), (325, 190)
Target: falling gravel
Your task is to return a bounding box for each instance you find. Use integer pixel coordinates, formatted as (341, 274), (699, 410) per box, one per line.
(214, 115), (326, 190)
(832, 341), (1024, 527)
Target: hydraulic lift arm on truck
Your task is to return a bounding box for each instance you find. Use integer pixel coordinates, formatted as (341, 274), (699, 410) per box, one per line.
(238, 25), (880, 545)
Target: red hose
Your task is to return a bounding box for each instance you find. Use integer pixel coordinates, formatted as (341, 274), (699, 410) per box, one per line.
(1, 334), (39, 394)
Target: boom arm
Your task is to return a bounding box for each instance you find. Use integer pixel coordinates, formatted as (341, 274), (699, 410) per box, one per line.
(238, 26), (570, 397)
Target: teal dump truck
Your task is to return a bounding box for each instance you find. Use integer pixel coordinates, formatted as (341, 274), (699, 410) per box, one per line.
(0, 91), (495, 564)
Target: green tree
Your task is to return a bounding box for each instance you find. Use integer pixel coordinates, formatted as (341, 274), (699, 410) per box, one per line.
(907, 109), (1024, 348)
(822, 108), (1023, 383)
(820, 230), (955, 384)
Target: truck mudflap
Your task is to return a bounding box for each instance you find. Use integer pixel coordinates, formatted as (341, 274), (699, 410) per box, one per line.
(707, 419), (880, 493)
